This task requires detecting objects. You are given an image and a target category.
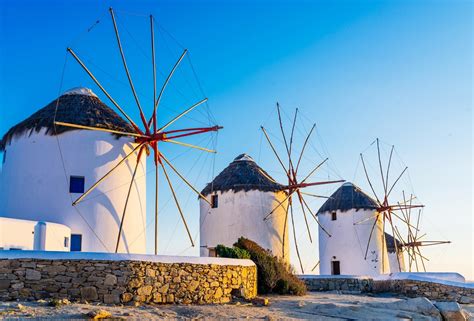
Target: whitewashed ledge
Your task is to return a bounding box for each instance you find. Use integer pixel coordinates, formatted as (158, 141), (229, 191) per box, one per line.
(0, 250), (255, 267)
(299, 274), (372, 280)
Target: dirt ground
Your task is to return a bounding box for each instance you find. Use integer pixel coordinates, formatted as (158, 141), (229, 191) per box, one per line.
(0, 292), (472, 320)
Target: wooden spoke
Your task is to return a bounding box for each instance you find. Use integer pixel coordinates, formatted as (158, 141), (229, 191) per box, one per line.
(164, 139), (216, 153)
(160, 160), (194, 247)
(385, 145), (394, 194)
(276, 103), (295, 174)
(360, 153), (382, 205)
(387, 166), (408, 197)
(364, 213), (380, 260)
(300, 196), (331, 237)
(263, 190), (296, 221)
(150, 15), (157, 133)
(261, 126), (291, 181)
(158, 98), (208, 132)
(376, 139), (387, 195)
(282, 201), (290, 260)
(109, 8), (148, 131)
(311, 260), (320, 272)
(296, 190), (312, 243)
(295, 123), (316, 174)
(67, 48), (142, 134)
(301, 158), (329, 184)
(115, 146), (145, 253)
(388, 215), (402, 271)
(353, 212), (379, 225)
(54, 121), (146, 138)
(290, 202), (304, 274)
(150, 49), (188, 128)
(152, 143), (159, 255)
(390, 211), (419, 231)
(300, 191), (331, 199)
(73, 143), (143, 205)
(289, 108), (298, 164)
(381, 214), (386, 272)
(159, 153), (212, 206)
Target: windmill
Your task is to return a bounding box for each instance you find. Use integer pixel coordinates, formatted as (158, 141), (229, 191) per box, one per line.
(394, 197), (451, 272)
(356, 138), (429, 272)
(261, 104), (344, 273)
(54, 8), (222, 254)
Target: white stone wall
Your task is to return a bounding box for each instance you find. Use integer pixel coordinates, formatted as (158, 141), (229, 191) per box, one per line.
(200, 190), (289, 260)
(0, 129), (146, 254)
(0, 217), (70, 251)
(318, 208), (390, 276)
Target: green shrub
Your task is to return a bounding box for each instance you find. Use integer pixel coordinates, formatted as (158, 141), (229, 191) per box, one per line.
(234, 237), (307, 295)
(215, 244), (251, 259)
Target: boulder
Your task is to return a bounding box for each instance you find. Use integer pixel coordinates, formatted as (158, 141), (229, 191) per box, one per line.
(25, 269), (41, 281)
(80, 286), (98, 301)
(434, 302), (467, 321)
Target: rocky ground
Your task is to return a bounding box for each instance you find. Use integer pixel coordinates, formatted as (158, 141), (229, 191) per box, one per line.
(0, 292), (472, 320)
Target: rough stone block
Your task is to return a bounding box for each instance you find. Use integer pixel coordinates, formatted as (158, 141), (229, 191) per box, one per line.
(80, 286), (98, 301)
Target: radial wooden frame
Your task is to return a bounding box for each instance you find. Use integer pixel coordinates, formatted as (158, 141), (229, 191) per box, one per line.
(260, 103), (344, 273)
(57, 8), (222, 254)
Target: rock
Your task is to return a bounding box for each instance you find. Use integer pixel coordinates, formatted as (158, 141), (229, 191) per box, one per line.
(153, 292), (162, 303)
(103, 294), (120, 304)
(0, 279), (10, 290)
(137, 285), (153, 296)
(104, 274), (117, 286)
(371, 297), (441, 320)
(50, 298), (71, 307)
(11, 282), (24, 290)
(187, 280), (200, 292)
(252, 297), (270, 306)
(434, 302), (467, 321)
(86, 309), (112, 319)
(25, 269), (41, 281)
(80, 286), (98, 301)
(459, 296), (472, 304)
(158, 283), (169, 294)
(121, 292), (133, 303)
(210, 281), (220, 288)
(214, 288), (223, 299)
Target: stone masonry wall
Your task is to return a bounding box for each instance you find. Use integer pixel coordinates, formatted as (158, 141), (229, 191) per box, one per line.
(303, 277), (373, 293)
(372, 279), (474, 303)
(300, 277), (473, 304)
(0, 259), (257, 304)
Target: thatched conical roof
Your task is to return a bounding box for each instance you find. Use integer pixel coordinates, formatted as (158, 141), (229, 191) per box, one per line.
(200, 154), (285, 196)
(317, 182), (378, 214)
(0, 88), (135, 151)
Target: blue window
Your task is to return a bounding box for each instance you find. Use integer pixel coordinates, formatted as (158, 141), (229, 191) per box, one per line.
(69, 176), (85, 193)
(2, 151), (6, 164)
(71, 234), (82, 252)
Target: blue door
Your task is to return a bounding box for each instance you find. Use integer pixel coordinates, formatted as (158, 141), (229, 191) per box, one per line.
(71, 234), (82, 252)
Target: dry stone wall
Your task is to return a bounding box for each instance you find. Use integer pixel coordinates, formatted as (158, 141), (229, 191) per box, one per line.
(300, 276), (473, 304)
(0, 258), (257, 304)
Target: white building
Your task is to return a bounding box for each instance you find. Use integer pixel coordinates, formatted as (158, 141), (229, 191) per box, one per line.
(317, 182), (404, 276)
(0, 217), (70, 251)
(0, 88), (146, 254)
(199, 154), (289, 260)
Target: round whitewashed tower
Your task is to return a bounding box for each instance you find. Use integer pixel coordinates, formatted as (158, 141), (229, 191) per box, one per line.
(199, 154), (289, 260)
(317, 182), (390, 276)
(0, 88), (146, 254)
(386, 233), (406, 273)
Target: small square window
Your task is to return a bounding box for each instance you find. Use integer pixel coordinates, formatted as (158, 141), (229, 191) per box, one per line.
(211, 194), (218, 208)
(64, 237), (70, 248)
(331, 211), (337, 221)
(70, 176), (85, 193)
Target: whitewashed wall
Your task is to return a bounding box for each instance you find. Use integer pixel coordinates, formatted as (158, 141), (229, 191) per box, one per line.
(388, 251), (406, 273)
(200, 190), (289, 260)
(0, 128), (146, 254)
(318, 208), (390, 276)
(0, 217), (70, 251)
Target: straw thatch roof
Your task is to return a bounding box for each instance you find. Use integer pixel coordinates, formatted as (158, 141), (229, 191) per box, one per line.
(317, 182), (378, 214)
(201, 154), (285, 196)
(0, 88), (135, 151)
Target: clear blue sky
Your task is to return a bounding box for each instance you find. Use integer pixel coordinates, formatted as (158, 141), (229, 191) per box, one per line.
(0, 1), (472, 278)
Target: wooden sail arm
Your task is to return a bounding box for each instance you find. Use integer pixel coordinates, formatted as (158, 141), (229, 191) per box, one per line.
(54, 121), (147, 138)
